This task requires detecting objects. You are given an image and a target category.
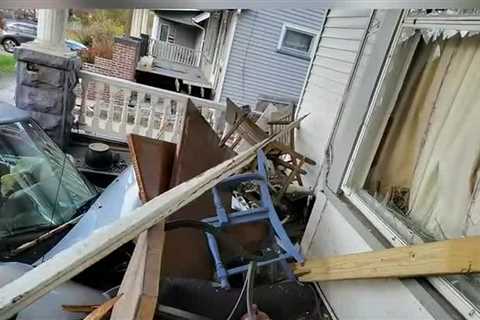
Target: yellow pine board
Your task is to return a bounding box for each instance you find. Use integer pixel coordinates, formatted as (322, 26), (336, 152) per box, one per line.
(295, 236), (480, 282)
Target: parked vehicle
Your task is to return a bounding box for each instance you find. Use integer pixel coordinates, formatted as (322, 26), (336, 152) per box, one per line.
(0, 103), (99, 260)
(0, 20), (87, 53)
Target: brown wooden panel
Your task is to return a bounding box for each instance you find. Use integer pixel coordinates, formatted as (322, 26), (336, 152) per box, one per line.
(163, 100), (268, 280)
(128, 134), (176, 203)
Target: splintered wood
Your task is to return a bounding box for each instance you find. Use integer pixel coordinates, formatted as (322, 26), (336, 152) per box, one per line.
(295, 236), (480, 282)
(111, 134), (175, 320)
(0, 111), (307, 320)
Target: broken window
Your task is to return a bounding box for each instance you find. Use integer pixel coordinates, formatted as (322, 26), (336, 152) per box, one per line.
(352, 27), (480, 306)
(0, 120), (97, 239)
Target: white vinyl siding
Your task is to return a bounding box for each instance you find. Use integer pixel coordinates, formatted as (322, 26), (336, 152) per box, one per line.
(295, 9), (372, 189)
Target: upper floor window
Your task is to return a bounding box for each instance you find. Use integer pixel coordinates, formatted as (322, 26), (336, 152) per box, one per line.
(277, 24), (317, 59)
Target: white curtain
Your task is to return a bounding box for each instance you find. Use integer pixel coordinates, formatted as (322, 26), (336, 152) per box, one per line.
(409, 35), (480, 239)
(366, 34), (480, 240)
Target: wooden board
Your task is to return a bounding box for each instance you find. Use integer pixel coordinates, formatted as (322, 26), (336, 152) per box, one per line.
(295, 236), (480, 282)
(111, 135), (175, 320)
(84, 294), (123, 320)
(0, 115), (306, 320)
(127, 134), (176, 203)
(163, 99), (267, 280)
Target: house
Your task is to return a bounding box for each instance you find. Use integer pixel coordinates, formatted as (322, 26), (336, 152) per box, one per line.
(296, 8), (480, 320)
(130, 9), (325, 108)
(4, 6), (480, 320)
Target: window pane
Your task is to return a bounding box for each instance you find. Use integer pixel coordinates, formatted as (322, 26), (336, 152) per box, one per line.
(363, 31), (480, 306)
(283, 29), (312, 52)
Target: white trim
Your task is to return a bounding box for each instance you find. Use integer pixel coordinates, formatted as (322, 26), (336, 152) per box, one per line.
(193, 11), (211, 23)
(340, 13), (480, 320)
(214, 9), (241, 102)
(277, 23), (319, 59)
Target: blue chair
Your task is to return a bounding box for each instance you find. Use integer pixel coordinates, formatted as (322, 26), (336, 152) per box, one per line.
(202, 150), (304, 288)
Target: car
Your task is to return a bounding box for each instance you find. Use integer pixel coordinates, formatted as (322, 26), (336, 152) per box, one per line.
(0, 20), (87, 53)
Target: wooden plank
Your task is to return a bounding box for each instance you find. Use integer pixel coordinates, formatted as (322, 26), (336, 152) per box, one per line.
(295, 236), (480, 282)
(163, 99), (240, 280)
(84, 294), (123, 320)
(0, 115), (306, 320)
(110, 232), (148, 319)
(111, 135), (175, 320)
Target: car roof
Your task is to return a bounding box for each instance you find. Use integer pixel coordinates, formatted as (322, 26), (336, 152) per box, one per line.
(0, 103), (31, 124)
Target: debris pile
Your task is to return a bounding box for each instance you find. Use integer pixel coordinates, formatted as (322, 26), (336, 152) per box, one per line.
(0, 99), (321, 320)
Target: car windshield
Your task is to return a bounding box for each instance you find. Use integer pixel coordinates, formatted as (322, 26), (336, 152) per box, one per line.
(0, 120), (97, 239)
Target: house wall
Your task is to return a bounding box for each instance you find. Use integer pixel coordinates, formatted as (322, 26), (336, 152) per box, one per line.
(297, 9), (461, 319)
(219, 9), (325, 107)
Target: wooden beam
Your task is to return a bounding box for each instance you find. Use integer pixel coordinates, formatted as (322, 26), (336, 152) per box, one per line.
(0, 115), (307, 320)
(84, 294), (123, 320)
(109, 232), (148, 319)
(295, 236), (480, 282)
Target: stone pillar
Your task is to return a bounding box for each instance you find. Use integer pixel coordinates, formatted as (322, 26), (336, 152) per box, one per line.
(15, 9), (80, 148)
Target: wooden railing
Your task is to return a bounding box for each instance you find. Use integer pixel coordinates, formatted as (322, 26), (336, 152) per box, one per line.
(73, 70), (226, 144)
(149, 40), (201, 67)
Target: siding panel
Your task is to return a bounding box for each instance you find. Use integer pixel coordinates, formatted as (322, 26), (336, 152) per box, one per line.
(295, 9), (372, 189)
(220, 9), (325, 106)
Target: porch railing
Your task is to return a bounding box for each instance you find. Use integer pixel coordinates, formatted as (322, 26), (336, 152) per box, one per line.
(149, 39), (201, 67)
(73, 70), (226, 144)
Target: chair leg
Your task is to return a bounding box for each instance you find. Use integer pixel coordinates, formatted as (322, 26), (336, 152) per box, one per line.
(279, 258), (296, 281)
(269, 208), (304, 263)
(205, 232), (230, 288)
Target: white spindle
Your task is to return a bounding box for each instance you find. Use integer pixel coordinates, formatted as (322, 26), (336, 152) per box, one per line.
(105, 85), (116, 132)
(77, 71), (226, 143)
(91, 80), (103, 132)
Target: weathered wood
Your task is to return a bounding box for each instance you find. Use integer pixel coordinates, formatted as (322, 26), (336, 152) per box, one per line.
(163, 99), (239, 280)
(0, 115), (306, 320)
(110, 232), (147, 319)
(295, 236), (480, 282)
(84, 294), (123, 320)
(62, 304), (98, 313)
(111, 135), (174, 320)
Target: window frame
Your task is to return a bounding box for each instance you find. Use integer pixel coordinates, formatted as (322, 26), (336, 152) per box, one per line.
(339, 11), (480, 320)
(158, 23), (169, 42)
(277, 23), (318, 60)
